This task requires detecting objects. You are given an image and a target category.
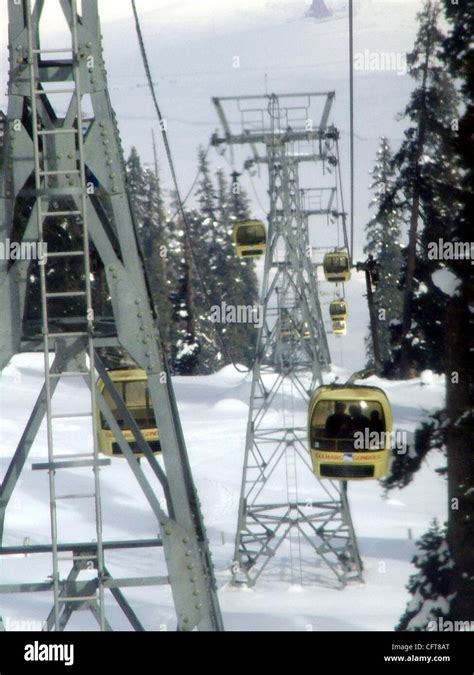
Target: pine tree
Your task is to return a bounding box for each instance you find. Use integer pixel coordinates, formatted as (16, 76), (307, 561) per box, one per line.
(126, 147), (173, 351)
(167, 200), (220, 375)
(385, 0), (461, 376)
(389, 0), (474, 628)
(168, 153), (259, 374)
(126, 147), (148, 227)
(168, 221), (201, 375)
(397, 520), (453, 631)
(364, 137), (403, 369)
(196, 147), (217, 224)
(441, 0), (474, 622)
(185, 149), (226, 372)
(382, 409), (447, 492)
(189, 216), (225, 373)
(140, 168), (173, 348)
(214, 169), (259, 367)
(229, 170), (250, 221)
(0, 111), (5, 172)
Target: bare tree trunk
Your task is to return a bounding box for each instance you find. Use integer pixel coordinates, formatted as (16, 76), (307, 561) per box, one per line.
(445, 296), (474, 621)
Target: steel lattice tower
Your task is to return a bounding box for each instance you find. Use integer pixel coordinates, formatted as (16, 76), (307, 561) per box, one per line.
(212, 93), (362, 586)
(0, 0), (222, 631)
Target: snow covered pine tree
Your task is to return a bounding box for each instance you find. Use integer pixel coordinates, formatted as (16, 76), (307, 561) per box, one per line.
(390, 0), (474, 628)
(364, 137), (403, 370)
(383, 0), (460, 377)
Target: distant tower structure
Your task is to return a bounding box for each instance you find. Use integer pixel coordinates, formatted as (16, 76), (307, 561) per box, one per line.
(211, 92), (362, 587)
(309, 0), (332, 19)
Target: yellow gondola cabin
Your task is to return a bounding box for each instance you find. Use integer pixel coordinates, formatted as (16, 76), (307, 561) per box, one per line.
(323, 251), (351, 283)
(308, 384), (392, 480)
(332, 319), (347, 336)
(233, 220), (266, 258)
(301, 321), (310, 339)
(96, 369), (161, 457)
(329, 299), (348, 321)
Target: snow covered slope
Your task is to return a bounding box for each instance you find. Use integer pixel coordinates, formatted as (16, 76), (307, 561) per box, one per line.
(0, 355), (446, 630)
(0, 0), (424, 370)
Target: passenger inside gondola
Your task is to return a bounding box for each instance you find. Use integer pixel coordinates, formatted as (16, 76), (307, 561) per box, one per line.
(321, 401), (386, 450)
(325, 402), (351, 437)
(348, 404), (370, 434)
(318, 400), (386, 438)
(238, 224), (264, 245)
(309, 386), (392, 479)
(369, 409), (384, 434)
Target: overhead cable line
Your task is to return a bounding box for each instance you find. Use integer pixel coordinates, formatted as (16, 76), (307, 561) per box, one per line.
(131, 0), (249, 373)
(335, 137), (351, 261)
(349, 0), (355, 262)
(167, 140), (211, 223)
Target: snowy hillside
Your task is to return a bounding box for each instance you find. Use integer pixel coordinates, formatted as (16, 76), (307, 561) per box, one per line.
(0, 355), (446, 630)
(0, 0), (424, 370)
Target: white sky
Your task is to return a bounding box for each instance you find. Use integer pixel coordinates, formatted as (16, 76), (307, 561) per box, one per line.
(0, 0), (424, 37)
(0, 0), (424, 93)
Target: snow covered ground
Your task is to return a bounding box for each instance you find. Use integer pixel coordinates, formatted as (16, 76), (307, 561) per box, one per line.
(0, 355), (447, 631)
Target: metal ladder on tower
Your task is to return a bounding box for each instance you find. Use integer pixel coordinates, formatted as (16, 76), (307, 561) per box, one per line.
(25, 0), (107, 631)
(280, 291), (303, 586)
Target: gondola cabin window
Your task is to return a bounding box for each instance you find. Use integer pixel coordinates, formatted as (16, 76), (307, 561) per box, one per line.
(237, 224), (264, 245)
(323, 251), (351, 282)
(329, 300), (348, 321)
(310, 399), (386, 452)
(233, 220), (267, 258)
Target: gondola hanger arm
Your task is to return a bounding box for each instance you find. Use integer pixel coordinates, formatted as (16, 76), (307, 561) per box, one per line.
(344, 368), (376, 385)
